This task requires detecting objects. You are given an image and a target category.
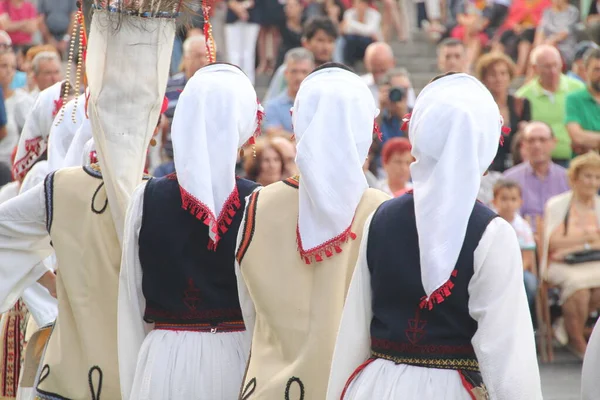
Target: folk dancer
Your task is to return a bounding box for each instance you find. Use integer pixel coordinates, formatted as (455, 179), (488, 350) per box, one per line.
(235, 64), (390, 399)
(118, 63), (262, 400)
(328, 73), (543, 400)
(0, 1), (177, 398)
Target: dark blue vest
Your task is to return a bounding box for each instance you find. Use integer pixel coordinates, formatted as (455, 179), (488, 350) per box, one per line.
(139, 175), (258, 326)
(367, 193), (497, 371)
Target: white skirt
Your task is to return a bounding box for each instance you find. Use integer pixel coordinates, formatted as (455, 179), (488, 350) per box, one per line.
(343, 359), (472, 400)
(130, 329), (250, 400)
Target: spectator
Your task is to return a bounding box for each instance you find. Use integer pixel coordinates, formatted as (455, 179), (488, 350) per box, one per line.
(256, 0), (285, 75)
(361, 42), (415, 109)
(363, 141), (380, 188)
(492, 179), (538, 310)
(0, 30), (24, 90)
(0, 50), (30, 167)
(516, 45), (585, 165)
(22, 44), (58, 93)
(38, 0), (77, 56)
(421, 0), (446, 41)
(0, 0), (37, 48)
(165, 36), (208, 115)
(225, 0), (260, 84)
(542, 151), (600, 359)
(587, 0), (600, 37)
(476, 52), (531, 171)
(275, 0), (303, 70)
(504, 121), (570, 222)
(566, 48), (600, 153)
(264, 17), (338, 103)
(377, 68), (412, 144)
(378, 137), (413, 196)
(271, 136), (298, 177)
(264, 48), (314, 139)
(342, 0), (382, 67)
(243, 137), (285, 186)
(437, 38), (468, 73)
(380, 0), (408, 42)
(30, 51), (62, 97)
(153, 110), (175, 178)
(568, 41), (599, 82)
(533, 0), (580, 65)
(494, 0), (550, 76)
(450, 0), (490, 68)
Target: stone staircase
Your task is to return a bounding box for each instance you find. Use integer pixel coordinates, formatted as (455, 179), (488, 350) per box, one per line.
(391, 31), (440, 94)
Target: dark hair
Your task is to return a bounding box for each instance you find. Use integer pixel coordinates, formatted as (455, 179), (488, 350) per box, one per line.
(428, 71), (460, 83)
(243, 138), (285, 182)
(493, 179), (522, 198)
(436, 38), (465, 54)
(303, 16), (338, 41)
(584, 48), (600, 68)
(311, 61), (354, 75)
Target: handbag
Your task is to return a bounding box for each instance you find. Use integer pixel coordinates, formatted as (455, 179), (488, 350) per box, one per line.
(565, 249), (600, 264)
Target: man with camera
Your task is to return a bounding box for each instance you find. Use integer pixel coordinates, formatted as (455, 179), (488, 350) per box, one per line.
(377, 68), (413, 143)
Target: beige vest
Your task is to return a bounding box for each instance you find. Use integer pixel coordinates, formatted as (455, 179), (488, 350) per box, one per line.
(36, 166), (122, 400)
(237, 177), (389, 399)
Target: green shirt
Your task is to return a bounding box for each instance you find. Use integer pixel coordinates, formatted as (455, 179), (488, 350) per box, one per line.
(516, 75), (585, 160)
(565, 88), (600, 133)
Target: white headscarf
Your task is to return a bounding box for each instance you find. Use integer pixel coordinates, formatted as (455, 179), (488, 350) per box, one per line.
(12, 81), (64, 180)
(172, 63), (260, 248)
(292, 67), (379, 263)
(46, 93), (87, 173)
(409, 73), (502, 308)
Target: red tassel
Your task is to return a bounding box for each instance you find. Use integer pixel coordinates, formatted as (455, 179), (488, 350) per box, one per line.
(334, 245), (343, 253)
(304, 257), (311, 265)
(161, 96), (169, 114)
(401, 112), (412, 132)
(325, 249), (333, 257)
(297, 220), (356, 264)
(350, 232), (357, 240)
(373, 120), (382, 141)
(315, 254), (323, 262)
(419, 269), (459, 310)
(249, 136), (255, 145)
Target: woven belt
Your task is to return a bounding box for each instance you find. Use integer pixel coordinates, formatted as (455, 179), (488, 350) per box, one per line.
(154, 321), (245, 333)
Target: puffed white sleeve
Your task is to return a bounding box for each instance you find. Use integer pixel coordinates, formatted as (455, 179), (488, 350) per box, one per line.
(326, 213), (375, 400)
(0, 181), (53, 312)
(469, 217), (543, 399)
(117, 181), (152, 400)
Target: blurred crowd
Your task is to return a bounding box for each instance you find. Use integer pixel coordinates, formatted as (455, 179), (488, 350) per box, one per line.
(0, 0), (599, 363)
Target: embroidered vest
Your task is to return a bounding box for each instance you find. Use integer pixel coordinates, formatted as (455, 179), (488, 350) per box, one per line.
(236, 177), (389, 400)
(36, 165), (139, 400)
(367, 193), (497, 372)
(139, 175), (258, 327)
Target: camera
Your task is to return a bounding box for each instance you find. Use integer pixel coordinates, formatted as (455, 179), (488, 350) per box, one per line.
(388, 87), (406, 103)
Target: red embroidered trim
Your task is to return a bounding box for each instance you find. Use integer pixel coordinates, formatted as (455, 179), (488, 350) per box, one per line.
(12, 136), (44, 180)
(373, 120), (382, 141)
(179, 184), (241, 250)
(249, 99), (264, 145)
(340, 358), (375, 400)
(419, 269), (458, 310)
(296, 220), (357, 264)
(52, 99), (64, 117)
(371, 338), (475, 355)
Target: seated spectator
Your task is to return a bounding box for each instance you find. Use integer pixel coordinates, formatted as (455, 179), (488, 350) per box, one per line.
(21, 45), (59, 93)
(342, 0), (382, 67)
(225, 0), (260, 84)
(494, 0), (550, 75)
(264, 16), (337, 103)
(450, 0), (490, 69)
(243, 138), (285, 186)
(542, 151), (600, 359)
(504, 121), (570, 222)
(0, 49), (31, 167)
(566, 48), (600, 154)
(0, 30), (24, 90)
(361, 42), (417, 108)
(264, 48), (314, 139)
(38, 0), (77, 57)
(29, 51), (62, 97)
(378, 137), (413, 196)
(379, 0), (407, 42)
(271, 136), (298, 177)
(165, 36), (208, 116)
(587, 0), (600, 39)
(437, 38), (469, 73)
(377, 68), (412, 144)
(476, 52), (531, 171)
(0, 0), (36, 48)
(492, 179), (538, 310)
(533, 0), (580, 66)
(516, 45), (585, 165)
(275, 0), (303, 70)
(567, 41), (598, 82)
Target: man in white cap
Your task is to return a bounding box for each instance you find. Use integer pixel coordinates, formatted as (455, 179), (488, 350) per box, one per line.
(328, 72), (542, 399)
(0, 1), (178, 398)
(235, 63), (390, 399)
(118, 63), (262, 400)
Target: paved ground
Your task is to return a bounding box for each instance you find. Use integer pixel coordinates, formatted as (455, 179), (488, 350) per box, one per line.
(540, 348), (583, 400)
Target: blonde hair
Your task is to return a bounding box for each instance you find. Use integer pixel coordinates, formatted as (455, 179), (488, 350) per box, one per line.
(567, 151), (600, 186)
(475, 52), (516, 82)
